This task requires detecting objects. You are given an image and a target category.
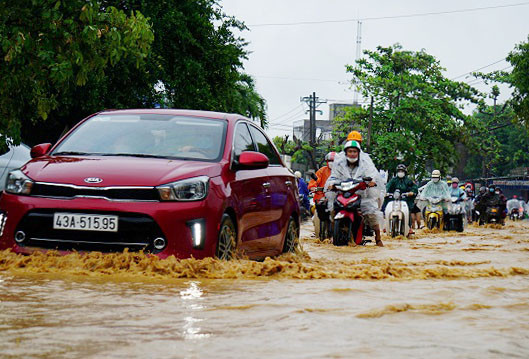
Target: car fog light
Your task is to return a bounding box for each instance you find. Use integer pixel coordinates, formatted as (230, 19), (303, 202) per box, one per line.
(0, 211), (7, 237)
(153, 237), (166, 250)
(186, 219), (206, 250)
(15, 231), (26, 243)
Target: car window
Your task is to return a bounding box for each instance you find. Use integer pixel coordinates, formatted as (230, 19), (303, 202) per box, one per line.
(233, 122), (255, 160)
(248, 125), (282, 166)
(52, 114), (227, 161)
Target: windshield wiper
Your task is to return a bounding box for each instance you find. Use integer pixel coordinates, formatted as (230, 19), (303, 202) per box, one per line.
(53, 151), (93, 156)
(101, 153), (167, 159)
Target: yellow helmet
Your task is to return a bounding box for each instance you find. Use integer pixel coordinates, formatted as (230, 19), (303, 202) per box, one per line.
(346, 130), (363, 142)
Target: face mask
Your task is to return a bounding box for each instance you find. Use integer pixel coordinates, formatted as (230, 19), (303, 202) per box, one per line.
(432, 177), (440, 183)
(347, 157), (358, 164)
(397, 171), (405, 178)
(452, 183), (458, 189)
(495, 191), (500, 195)
(489, 189), (495, 193)
(328, 162), (333, 169)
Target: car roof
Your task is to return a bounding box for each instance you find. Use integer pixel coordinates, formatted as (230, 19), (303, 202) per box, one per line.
(98, 109), (245, 124)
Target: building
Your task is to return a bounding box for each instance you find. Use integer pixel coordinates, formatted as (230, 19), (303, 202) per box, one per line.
(292, 119), (333, 142)
(329, 103), (356, 123)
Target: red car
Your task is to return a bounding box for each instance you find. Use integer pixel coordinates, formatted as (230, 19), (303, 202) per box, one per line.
(0, 109), (300, 259)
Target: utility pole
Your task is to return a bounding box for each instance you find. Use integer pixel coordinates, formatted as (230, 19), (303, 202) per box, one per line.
(367, 96), (373, 152)
(300, 92), (327, 169)
(353, 20), (362, 105)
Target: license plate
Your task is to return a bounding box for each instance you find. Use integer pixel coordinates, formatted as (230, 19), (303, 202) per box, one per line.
(491, 209), (498, 213)
(53, 213), (118, 232)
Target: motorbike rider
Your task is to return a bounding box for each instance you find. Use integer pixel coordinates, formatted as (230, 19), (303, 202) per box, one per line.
(327, 140), (384, 246)
(479, 186), (502, 224)
(295, 171), (310, 216)
(334, 131), (377, 173)
(450, 177), (467, 201)
(308, 152), (335, 237)
(384, 164), (418, 235)
(495, 187), (508, 224)
(418, 170), (451, 209)
(464, 183), (475, 222)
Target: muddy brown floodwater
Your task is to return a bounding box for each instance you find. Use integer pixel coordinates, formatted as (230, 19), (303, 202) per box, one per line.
(1, 221), (529, 358)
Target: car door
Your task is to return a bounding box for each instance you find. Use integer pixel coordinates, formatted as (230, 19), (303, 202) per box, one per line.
(247, 125), (293, 254)
(229, 122), (272, 255)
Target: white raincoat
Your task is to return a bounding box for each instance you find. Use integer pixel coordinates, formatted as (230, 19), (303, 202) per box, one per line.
(326, 151), (383, 216)
(418, 179), (451, 210)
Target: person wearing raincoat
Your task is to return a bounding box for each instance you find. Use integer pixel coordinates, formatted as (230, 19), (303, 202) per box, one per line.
(418, 169), (452, 211)
(334, 130), (377, 174)
(326, 140), (384, 246)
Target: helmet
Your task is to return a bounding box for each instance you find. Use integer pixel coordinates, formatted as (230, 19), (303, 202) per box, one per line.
(479, 186), (486, 194)
(325, 151), (336, 161)
(431, 170), (441, 178)
(346, 131), (363, 142)
(452, 177), (459, 184)
(344, 140), (361, 152)
(396, 164), (407, 172)
(294, 171), (302, 178)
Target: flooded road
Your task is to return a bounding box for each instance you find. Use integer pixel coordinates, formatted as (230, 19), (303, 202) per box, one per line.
(1, 221), (529, 358)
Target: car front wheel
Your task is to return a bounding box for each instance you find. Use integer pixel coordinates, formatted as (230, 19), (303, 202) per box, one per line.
(282, 217), (299, 253)
(216, 214), (236, 260)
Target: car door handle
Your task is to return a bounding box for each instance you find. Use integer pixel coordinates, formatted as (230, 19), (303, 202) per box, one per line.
(262, 182), (271, 189)
(285, 181), (292, 187)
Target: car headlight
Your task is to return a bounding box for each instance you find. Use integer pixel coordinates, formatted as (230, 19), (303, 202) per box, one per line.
(5, 170), (34, 195)
(156, 176), (209, 201)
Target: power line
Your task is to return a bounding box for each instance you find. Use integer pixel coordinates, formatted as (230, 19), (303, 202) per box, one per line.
(248, 2), (529, 27)
(268, 104), (304, 124)
(451, 58), (506, 80)
(255, 75), (343, 83)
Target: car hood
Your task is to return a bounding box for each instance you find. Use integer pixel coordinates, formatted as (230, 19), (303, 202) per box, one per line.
(22, 156), (223, 187)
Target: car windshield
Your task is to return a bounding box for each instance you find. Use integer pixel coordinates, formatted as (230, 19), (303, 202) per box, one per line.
(53, 114), (227, 161)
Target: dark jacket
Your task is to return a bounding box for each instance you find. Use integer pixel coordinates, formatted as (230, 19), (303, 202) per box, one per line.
(385, 176), (418, 208)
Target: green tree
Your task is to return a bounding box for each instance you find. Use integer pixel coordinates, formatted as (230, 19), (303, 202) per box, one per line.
(345, 45), (480, 177)
(464, 102), (529, 178)
(102, 0), (267, 126)
(0, 0), (154, 148)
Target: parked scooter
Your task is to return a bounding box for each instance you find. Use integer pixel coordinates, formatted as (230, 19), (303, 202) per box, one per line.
(444, 193), (465, 232)
(424, 196), (444, 230)
(332, 177), (373, 246)
(384, 189), (410, 237)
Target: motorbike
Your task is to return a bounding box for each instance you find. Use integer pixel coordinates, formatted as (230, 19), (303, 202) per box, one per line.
(384, 189), (410, 237)
(480, 205), (502, 225)
(424, 196), (444, 230)
(332, 177), (373, 246)
(444, 194), (465, 232)
(312, 187), (333, 241)
(507, 199), (523, 221)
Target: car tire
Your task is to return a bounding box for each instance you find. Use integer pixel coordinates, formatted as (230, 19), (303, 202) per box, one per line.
(282, 217), (299, 253)
(216, 214), (236, 260)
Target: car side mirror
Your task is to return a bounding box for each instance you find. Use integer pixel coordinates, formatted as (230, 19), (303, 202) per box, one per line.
(235, 151), (269, 170)
(30, 143), (52, 158)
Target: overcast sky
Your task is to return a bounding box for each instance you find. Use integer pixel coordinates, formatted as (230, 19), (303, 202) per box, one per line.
(220, 0), (529, 139)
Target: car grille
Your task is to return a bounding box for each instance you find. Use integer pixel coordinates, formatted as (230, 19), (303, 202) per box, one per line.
(31, 182), (160, 201)
(16, 210), (166, 253)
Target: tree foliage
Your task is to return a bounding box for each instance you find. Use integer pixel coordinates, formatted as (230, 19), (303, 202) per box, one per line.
(464, 102), (529, 178)
(0, 0), (154, 148)
(0, 0), (267, 148)
(345, 45), (480, 177)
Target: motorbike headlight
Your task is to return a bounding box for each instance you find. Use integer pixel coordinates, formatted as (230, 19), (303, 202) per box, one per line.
(156, 176), (209, 201)
(5, 170), (34, 195)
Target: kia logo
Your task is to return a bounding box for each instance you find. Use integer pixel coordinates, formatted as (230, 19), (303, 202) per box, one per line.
(84, 177), (103, 184)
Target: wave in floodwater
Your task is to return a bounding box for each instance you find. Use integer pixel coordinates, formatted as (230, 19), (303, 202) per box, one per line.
(1, 248), (528, 281)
